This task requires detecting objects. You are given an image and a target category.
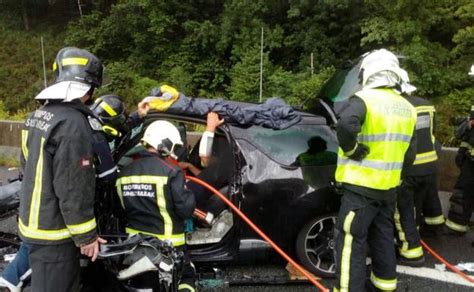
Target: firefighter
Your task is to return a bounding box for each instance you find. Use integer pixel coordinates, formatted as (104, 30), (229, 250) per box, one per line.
(90, 94), (150, 149)
(446, 104), (474, 234)
(334, 49), (417, 291)
(0, 111), (117, 292)
(445, 66), (474, 234)
(0, 94), (151, 292)
(115, 120), (196, 291)
(395, 94), (444, 266)
(18, 47), (106, 292)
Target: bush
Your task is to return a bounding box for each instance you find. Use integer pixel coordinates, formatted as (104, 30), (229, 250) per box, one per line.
(434, 86), (474, 146)
(98, 62), (162, 108)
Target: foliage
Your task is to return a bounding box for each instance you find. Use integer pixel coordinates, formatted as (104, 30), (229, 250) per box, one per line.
(0, 9), (65, 117)
(0, 0), (472, 144)
(98, 62), (161, 107)
(228, 47), (270, 103)
(0, 154), (19, 168)
(434, 87), (474, 146)
(0, 101), (9, 120)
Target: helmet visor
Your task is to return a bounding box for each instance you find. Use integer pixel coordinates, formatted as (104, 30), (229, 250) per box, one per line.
(170, 142), (184, 155)
(101, 66), (112, 88)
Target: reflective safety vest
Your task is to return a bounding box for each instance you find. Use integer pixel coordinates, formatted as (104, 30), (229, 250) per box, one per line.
(336, 89), (417, 190)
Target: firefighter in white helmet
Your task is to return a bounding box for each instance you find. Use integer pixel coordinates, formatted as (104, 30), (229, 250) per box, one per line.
(334, 49), (417, 291)
(115, 120), (196, 291)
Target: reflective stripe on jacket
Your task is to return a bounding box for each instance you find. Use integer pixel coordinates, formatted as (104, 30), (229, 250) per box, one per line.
(336, 88), (417, 190)
(19, 101), (97, 246)
(405, 96), (438, 176)
(115, 150), (195, 246)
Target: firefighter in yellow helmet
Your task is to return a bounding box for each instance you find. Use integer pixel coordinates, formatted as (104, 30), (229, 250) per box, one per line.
(333, 49), (417, 291)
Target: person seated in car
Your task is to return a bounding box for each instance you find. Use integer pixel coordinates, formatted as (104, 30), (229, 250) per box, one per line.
(178, 112), (233, 215)
(115, 120), (196, 292)
(295, 136), (337, 166)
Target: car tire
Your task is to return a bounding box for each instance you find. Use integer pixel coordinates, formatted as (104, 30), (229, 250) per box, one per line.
(296, 214), (337, 278)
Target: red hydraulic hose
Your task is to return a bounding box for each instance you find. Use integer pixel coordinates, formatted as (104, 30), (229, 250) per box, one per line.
(420, 239), (474, 284)
(186, 176), (330, 292)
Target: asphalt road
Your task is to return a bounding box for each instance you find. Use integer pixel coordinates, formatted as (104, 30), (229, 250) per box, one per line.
(1, 167), (474, 291)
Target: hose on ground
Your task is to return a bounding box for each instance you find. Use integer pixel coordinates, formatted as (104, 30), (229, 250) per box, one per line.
(186, 176), (330, 292)
(420, 239), (474, 284)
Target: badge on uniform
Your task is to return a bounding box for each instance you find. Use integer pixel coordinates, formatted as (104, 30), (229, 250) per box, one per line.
(81, 157), (91, 168)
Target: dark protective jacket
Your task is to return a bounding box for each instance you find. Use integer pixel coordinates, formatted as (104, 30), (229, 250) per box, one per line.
(454, 116), (474, 168)
(115, 150), (195, 247)
(404, 96), (438, 176)
(336, 93), (417, 200)
(19, 100), (97, 246)
(90, 124), (117, 183)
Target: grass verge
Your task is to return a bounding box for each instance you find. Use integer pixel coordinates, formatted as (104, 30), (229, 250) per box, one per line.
(0, 154), (20, 168)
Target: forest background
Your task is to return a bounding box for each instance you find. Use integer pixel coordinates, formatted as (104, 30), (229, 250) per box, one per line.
(0, 0), (472, 144)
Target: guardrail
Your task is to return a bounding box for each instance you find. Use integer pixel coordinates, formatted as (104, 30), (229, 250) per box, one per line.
(0, 120), (22, 147)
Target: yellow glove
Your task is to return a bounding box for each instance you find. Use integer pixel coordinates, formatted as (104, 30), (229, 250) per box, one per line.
(145, 85), (180, 112)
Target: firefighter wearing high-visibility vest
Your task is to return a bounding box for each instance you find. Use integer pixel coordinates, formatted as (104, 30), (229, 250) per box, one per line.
(19, 47), (106, 292)
(333, 49), (417, 292)
(115, 120), (196, 291)
(395, 95), (444, 267)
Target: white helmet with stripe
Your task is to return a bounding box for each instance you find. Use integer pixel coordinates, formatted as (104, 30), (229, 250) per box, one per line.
(141, 120), (183, 158)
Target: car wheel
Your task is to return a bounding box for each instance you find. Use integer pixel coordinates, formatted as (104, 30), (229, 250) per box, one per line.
(296, 214), (337, 278)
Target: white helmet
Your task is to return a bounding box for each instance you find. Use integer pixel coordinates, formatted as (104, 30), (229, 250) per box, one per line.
(141, 120), (183, 158)
(469, 65), (474, 76)
(360, 49), (404, 89)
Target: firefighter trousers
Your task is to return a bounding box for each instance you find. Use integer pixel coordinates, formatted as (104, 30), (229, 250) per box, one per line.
(334, 189), (397, 292)
(395, 174), (443, 259)
(28, 241), (81, 292)
(447, 160), (474, 233)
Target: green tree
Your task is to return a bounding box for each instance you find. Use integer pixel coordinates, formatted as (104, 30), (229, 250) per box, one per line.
(228, 47), (270, 102)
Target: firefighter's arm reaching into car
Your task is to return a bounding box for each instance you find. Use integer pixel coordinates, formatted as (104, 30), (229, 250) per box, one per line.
(170, 170), (196, 220)
(137, 100), (150, 118)
(177, 161), (202, 176)
(200, 112), (225, 167)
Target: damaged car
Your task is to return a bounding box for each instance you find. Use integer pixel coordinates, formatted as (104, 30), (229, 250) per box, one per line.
(103, 97), (341, 279)
(0, 97), (342, 287)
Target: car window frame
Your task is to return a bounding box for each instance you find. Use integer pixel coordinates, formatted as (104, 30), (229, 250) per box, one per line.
(229, 116), (338, 168)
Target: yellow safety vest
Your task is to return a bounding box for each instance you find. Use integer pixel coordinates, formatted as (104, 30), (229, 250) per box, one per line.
(336, 88), (417, 190)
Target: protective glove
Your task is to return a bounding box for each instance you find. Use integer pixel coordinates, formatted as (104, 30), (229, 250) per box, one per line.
(348, 143), (370, 161)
